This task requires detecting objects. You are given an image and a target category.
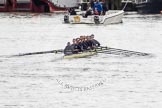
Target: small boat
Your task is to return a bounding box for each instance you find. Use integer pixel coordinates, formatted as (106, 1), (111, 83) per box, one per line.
(64, 10), (124, 25)
(64, 51), (97, 59)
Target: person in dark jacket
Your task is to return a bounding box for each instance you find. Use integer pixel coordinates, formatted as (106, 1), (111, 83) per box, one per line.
(85, 3), (93, 18)
(90, 0), (95, 9)
(83, 37), (89, 50)
(102, 0), (108, 15)
(85, 36), (96, 49)
(90, 34), (100, 47)
(64, 42), (73, 55)
(80, 36), (89, 50)
(69, 8), (76, 15)
(71, 39), (79, 54)
(76, 38), (84, 52)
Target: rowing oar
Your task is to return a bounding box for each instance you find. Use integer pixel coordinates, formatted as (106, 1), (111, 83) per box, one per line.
(12, 49), (63, 57)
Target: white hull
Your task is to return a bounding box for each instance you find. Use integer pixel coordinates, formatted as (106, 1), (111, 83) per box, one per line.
(102, 10), (124, 24)
(64, 10), (124, 25)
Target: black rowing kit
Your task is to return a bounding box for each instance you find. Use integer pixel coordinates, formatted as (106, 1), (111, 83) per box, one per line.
(64, 39), (100, 55)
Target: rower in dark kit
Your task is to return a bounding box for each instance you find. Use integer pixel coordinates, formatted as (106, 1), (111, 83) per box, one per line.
(64, 42), (73, 55)
(79, 36), (89, 50)
(71, 39), (79, 54)
(76, 38), (84, 52)
(84, 36), (95, 49)
(90, 34), (100, 47)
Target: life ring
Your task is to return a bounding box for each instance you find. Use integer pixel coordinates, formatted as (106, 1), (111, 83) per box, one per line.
(160, 10), (162, 14)
(74, 16), (80, 23)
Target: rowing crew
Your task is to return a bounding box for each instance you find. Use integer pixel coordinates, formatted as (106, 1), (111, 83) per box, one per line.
(64, 34), (100, 55)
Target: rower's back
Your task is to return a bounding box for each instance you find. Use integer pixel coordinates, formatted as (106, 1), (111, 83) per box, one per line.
(64, 42), (73, 55)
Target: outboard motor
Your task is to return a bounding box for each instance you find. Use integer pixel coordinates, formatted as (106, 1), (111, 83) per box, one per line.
(94, 16), (100, 24)
(64, 15), (69, 23)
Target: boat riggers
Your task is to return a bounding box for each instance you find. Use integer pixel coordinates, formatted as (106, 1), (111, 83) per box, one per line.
(63, 46), (152, 59)
(96, 46), (152, 57)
